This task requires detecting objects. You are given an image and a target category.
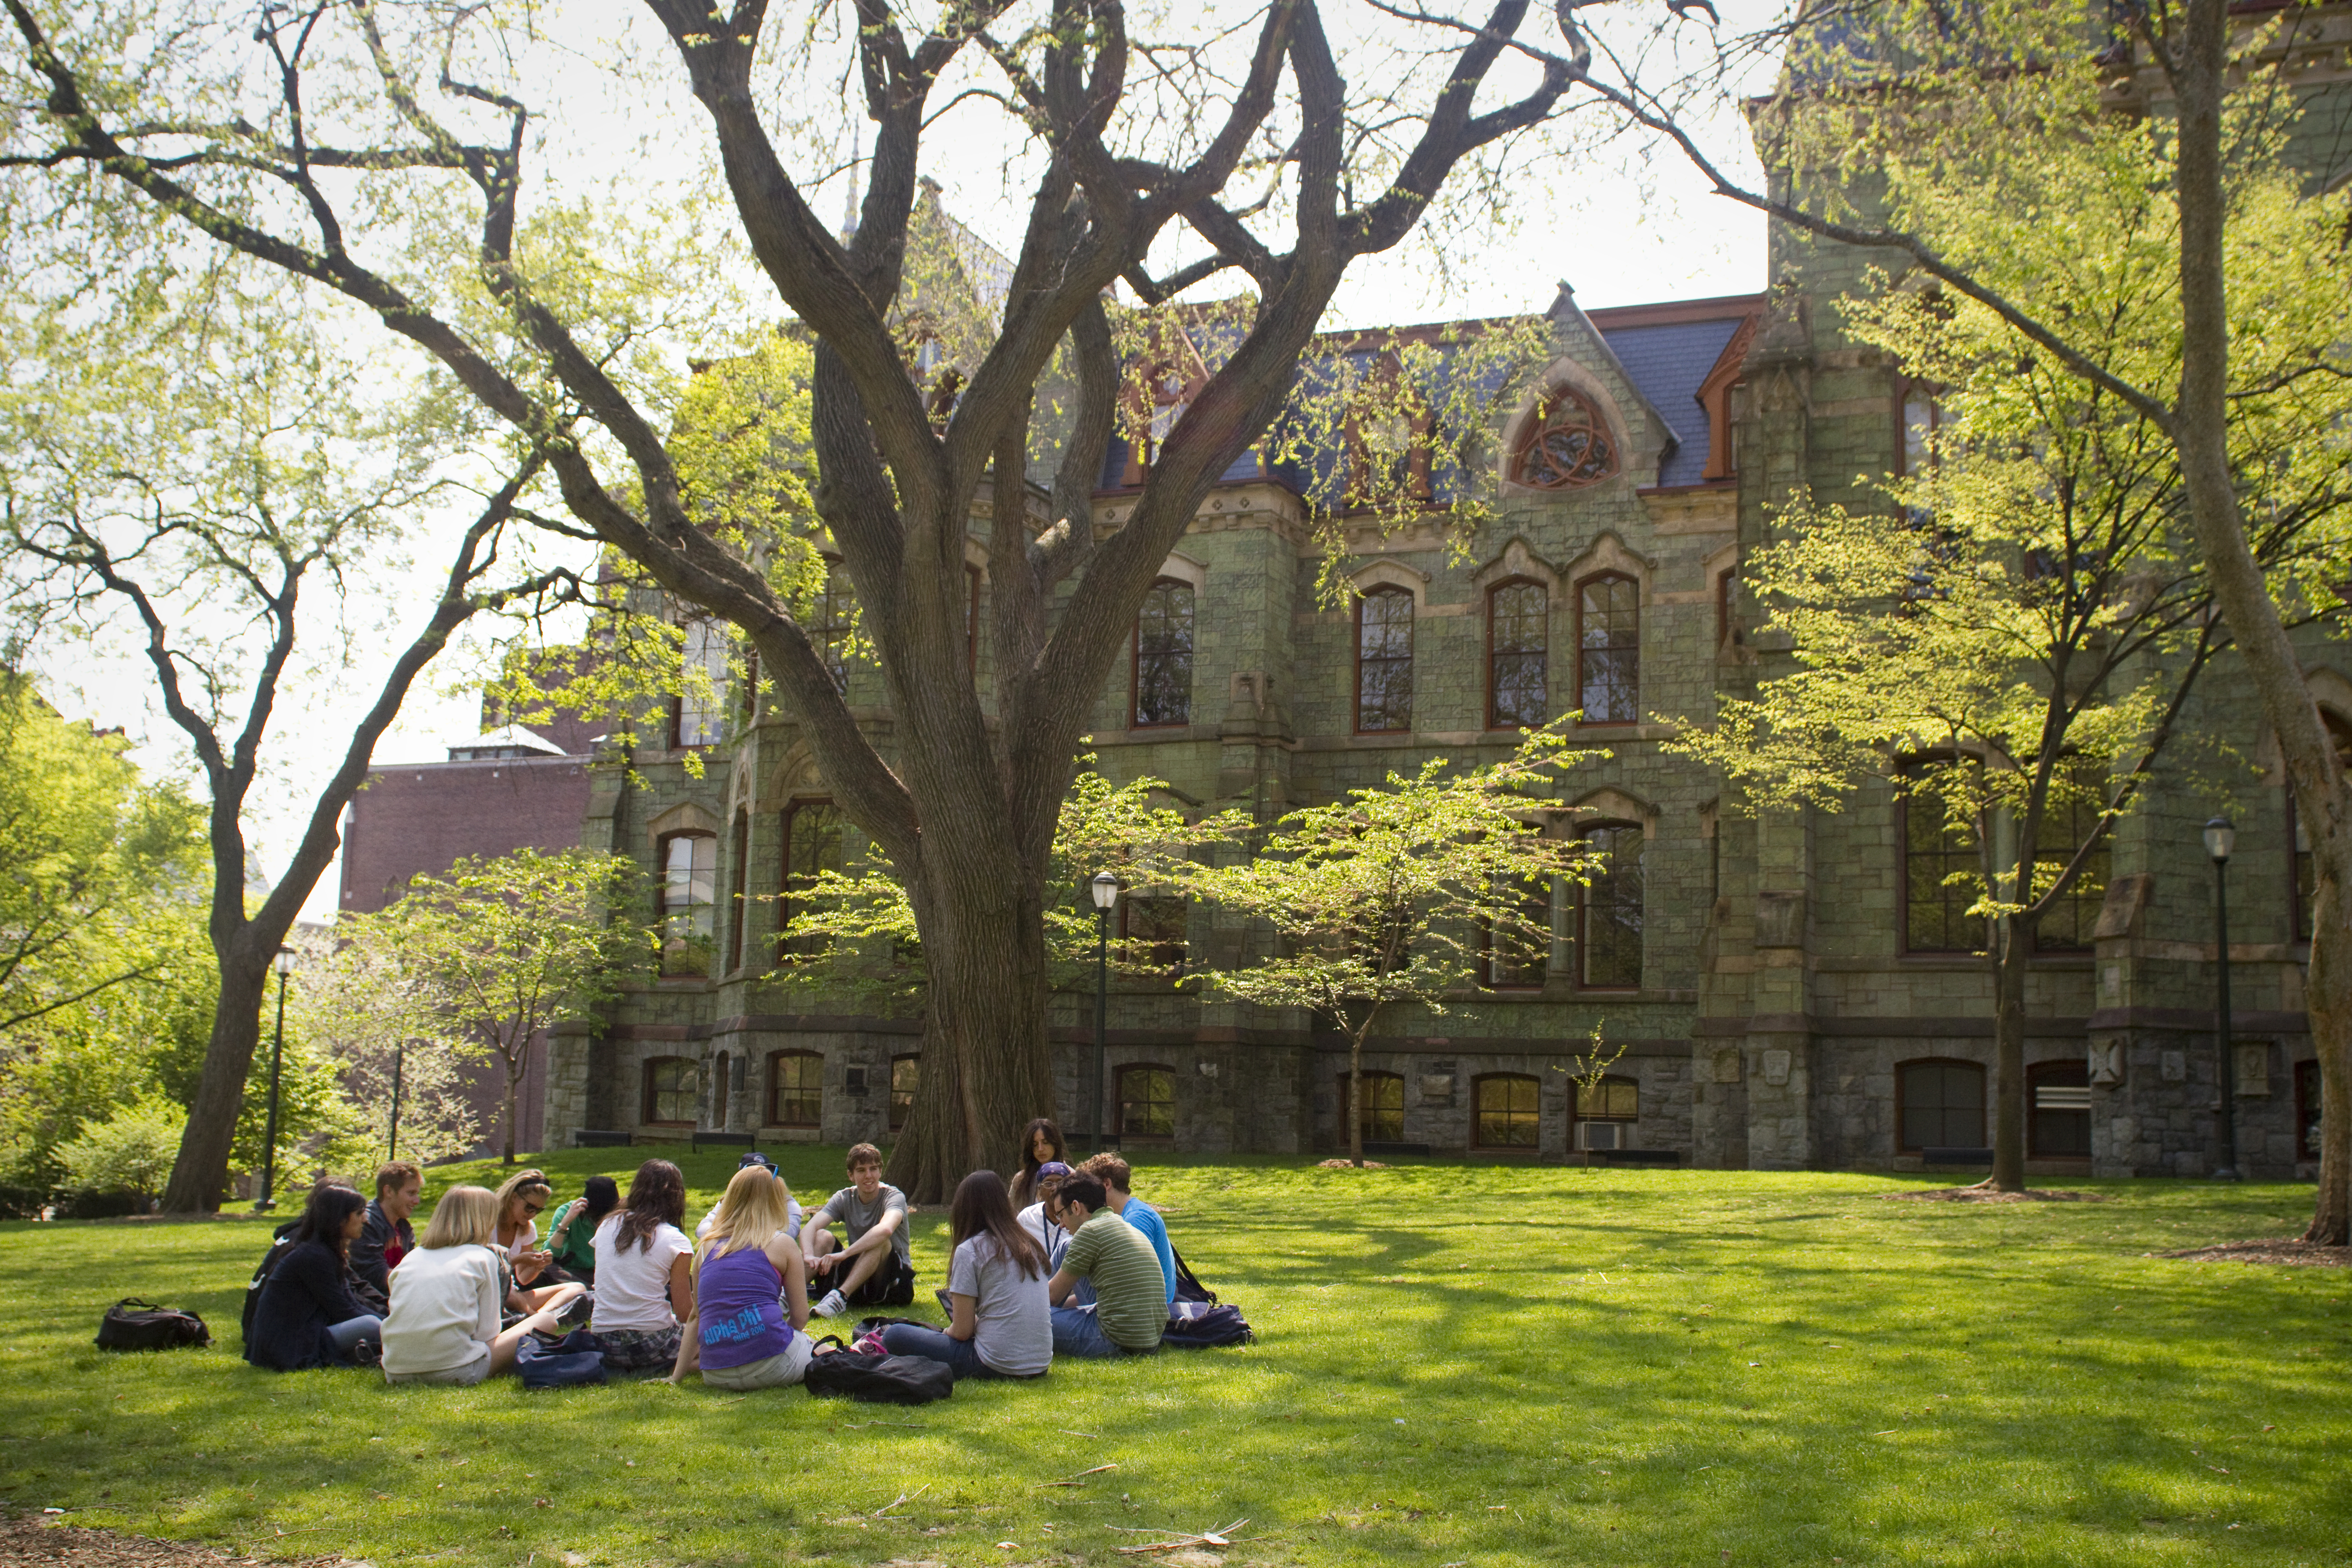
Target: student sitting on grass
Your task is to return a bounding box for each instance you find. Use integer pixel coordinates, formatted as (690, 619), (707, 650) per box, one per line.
(1014, 1161), (1073, 1274)
(1044, 1172), (1166, 1359)
(381, 1186), (582, 1387)
(590, 1159), (696, 1373)
(668, 1163), (812, 1390)
(802, 1144), (912, 1318)
(491, 1168), (567, 1296)
(245, 1183), (385, 1371)
(1009, 1118), (1068, 1209)
(882, 1170), (1052, 1380)
(1079, 1154), (1176, 1304)
(695, 1151), (801, 1242)
(543, 1175), (618, 1287)
(351, 1160), (421, 1313)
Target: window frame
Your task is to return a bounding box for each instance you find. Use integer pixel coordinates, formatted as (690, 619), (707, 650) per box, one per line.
(1115, 1063), (1178, 1140)
(1899, 759), (1986, 956)
(641, 1055), (698, 1128)
(1129, 577), (1196, 729)
(1118, 892), (1189, 975)
(811, 558), (857, 691)
(1573, 572), (1640, 727)
(889, 1053), (920, 1133)
(1575, 821), (1645, 992)
(1336, 1069), (1407, 1144)
(2030, 764), (2110, 953)
(1480, 869), (1552, 990)
(1509, 387), (1618, 490)
(2025, 1058), (2092, 1159)
(777, 797), (842, 964)
(766, 1049), (825, 1128)
(656, 830), (719, 978)
(669, 616), (729, 750)
(1471, 1072), (1542, 1151)
(1895, 1057), (1987, 1155)
(1354, 584), (1415, 735)
(1485, 577), (1550, 731)
(1574, 1073), (1640, 1123)
(725, 809), (750, 975)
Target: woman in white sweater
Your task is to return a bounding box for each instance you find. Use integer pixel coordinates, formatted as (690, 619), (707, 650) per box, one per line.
(380, 1186), (582, 1386)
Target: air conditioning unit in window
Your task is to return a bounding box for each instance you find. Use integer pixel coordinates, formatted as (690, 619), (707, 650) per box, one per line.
(1578, 1120), (1633, 1152)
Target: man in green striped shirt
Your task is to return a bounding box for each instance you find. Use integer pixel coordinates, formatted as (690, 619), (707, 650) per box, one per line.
(1046, 1172), (1165, 1357)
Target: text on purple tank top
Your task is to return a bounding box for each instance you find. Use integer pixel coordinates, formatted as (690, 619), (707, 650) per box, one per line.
(696, 1247), (791, 1369)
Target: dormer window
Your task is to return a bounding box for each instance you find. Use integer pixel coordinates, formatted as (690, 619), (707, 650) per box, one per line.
(1511, 388), (1617, 490)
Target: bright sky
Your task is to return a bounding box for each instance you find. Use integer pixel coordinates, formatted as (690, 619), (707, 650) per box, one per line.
(29, 0), (1775, 926)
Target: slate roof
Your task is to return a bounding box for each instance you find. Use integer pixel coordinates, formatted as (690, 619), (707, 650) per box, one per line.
(1596, 317), (1745, 489)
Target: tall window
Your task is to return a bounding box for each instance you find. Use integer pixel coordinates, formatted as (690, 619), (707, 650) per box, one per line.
(1356, 586), (1414, 733)
(1578, 824), (1644, 990)
(642, 1057), (698, 1126)
(1577, 575), (1639, 724)
(1338, 1071), (1406, 1144)
(659, 832), (717, 977)
(1898, 1059), (1985, 1152)
(1120, 896), (1188, 975)
(1511, 388), (1617, 489)
(1483, 872), (1551, 989)
(1488, 580), (1548, 730)
(712, 1052), (732, 1123)
(1898, 382), (1946, 477)
(2033, 765), (2110, 951)
(672, 617), (728, 748)
(726, 810), (750, 974)
(1474, 1073), (1540, 1149)
(812, 560), (857, 690)
(1577, 1075), (1639, 1122)
(889, 1054), (920, 1133)
(1132, 579), (1195, 727)
(1117, 1065), (1176, 1138)
(779, 800), (843, 960)
(2027, 1060), (2091, 1158)
(768, 1050), (823, 1127)
(1903, 763), (1985, 954)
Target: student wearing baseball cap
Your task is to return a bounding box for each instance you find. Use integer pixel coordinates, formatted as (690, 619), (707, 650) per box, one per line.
(696, 1150), (802, 1242)
(1014, 1160), (1073, 1274)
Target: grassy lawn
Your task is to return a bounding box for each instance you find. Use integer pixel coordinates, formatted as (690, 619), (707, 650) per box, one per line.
(0, 1150), (2346, 1567)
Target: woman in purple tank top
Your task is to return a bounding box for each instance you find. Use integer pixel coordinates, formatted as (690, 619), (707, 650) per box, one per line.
(669, 1164), (812, 1390)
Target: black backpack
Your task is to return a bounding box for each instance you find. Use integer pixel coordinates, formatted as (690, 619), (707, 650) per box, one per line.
(516, 1329), (608, 1391)
(240, 1223), (300, 1344)
(1171, 1245), (1217, 1306)
(801, 1339), (954, 1405)
(96, 1298), (211, 1352)
(1161, 1302), (1253, 1349)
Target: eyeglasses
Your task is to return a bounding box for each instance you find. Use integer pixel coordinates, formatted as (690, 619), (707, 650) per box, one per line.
(522, 1202), (546, 1216)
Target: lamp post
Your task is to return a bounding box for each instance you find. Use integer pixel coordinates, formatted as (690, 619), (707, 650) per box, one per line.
(254, 946), (295, 1212)
(387, 1039), (405, 1161)
(1090, 872), (1120, 1155)
(2203, 817), (2241, 1181)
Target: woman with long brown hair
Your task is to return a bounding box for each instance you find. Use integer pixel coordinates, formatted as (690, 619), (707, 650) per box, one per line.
(1008, 1118), (1067, 1208)
(589, 1159), (694, 1374)
(878, 1170), (1051, 1379)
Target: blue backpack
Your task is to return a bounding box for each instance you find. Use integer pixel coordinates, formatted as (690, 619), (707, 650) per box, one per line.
(1161, 1302), (1254, 1349)
(515, 1329), (608, 1390)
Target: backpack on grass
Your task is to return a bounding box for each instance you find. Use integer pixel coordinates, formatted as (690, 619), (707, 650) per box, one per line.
(97, 1298), (211, 1352)
(801, 1336), (954, 1405)
(1170, 1245), (1217, 1306)
(515, 1329), (608, 1391)
(1161, 1301), (1253, 1350)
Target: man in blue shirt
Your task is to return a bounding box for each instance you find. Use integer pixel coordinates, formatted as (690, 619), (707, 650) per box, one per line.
(1080, 1153), (1175, 1304)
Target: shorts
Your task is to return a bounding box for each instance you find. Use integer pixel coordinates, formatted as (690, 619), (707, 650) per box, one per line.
(832, 1250), (916, 1308)
(383, 1347), (492, 1386)
(594, 1324), (682, 1374)
(701, 1333), (813, 1391)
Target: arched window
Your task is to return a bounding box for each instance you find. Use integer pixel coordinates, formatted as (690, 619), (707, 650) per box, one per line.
(1482, 870), (1550, 989)
(1577, 823), (1644, 990)
(889, 1054), (920, 1133)
(1337, 1070), (1406, 1144)
(725, 809), (750, 974)
(1577, 574), (1639, 724)
(2026, 1059), (2090, 1158)
(1473, 1073), (1540, 1149)
(1132, 579), (1195, 727)
(671, 616), (728, 748)
(768, 1050), (824, 1127)
(778, 799), (843, 961)
(1511, 388), (1617, 489)
(1117, 1064), (1177, 1138)
(1897, 1058), (1985, 1153)
(1356, 586), (1414, 733)
(811, 560), (857, 691)
(1902, 760), (1984, 954)
(1488, 579), (1548, 730)
(642, 1056), (698, 1127)
(658, 832), (718, 977)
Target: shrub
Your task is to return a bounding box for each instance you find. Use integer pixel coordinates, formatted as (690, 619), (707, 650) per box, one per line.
(54, 1099), (185, 1203)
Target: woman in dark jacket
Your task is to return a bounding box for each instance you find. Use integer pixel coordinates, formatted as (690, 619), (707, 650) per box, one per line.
(245, 1183), (382, 1371)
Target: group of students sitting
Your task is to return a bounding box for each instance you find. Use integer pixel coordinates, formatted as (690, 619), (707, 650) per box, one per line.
(239, 1116), (1186, 1389)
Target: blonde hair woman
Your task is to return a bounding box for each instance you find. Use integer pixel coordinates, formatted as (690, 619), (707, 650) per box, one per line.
(381, 1186), (582, 1386)
(490, 1168), (564, 1304)
(667, 1163), (812, 1390)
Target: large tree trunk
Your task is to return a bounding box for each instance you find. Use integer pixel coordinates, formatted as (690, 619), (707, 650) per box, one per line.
(2168, 0), (2351, 1240)
(160, 944), (273, 1212)
(1989, 921), (2031, 1192)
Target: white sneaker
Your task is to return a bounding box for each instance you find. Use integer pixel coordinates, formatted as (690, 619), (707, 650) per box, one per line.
(813, 1289), (847, 1319)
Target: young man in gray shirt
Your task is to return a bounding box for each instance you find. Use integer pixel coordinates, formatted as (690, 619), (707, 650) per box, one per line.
(802, 1143), (913, 1317)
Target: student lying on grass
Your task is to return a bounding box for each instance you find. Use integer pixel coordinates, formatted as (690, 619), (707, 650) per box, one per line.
(1044, 1172), (1166, 1359)
(668, 1162), (813, 1391)
(245, 1183), (384, 1372)
(882, 1170), (1053, 1380)
(380, 1186), (583, 1386)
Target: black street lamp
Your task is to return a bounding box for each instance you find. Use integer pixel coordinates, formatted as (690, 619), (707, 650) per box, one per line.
(387, 1039), (405, 1161)
(1090, 872), (1120, 1155)
(254, 946), (296, 1212)
(2203, 816), (2241, 1181)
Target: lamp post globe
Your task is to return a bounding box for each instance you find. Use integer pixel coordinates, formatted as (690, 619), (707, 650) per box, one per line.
(2204, 818), (2240, 1181)
(1089, 873), (1119, 1154)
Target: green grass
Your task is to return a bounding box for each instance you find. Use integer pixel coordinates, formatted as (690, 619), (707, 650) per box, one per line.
(1, 1151), (2347, 1567)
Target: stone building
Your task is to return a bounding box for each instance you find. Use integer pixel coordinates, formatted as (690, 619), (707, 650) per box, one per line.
(534, 35), (2350, 1177)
